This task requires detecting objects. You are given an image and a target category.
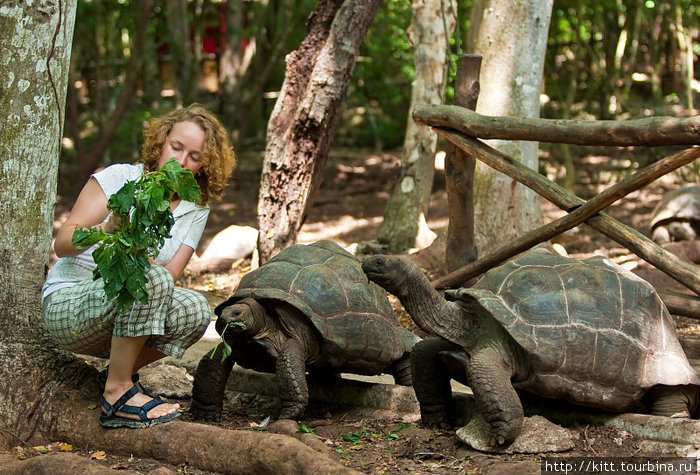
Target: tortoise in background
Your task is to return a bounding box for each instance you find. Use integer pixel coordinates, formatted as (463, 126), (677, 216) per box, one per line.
(649, 185), (700, 244)
(363, 248), (700, 447)
(191, 240), (419, 421)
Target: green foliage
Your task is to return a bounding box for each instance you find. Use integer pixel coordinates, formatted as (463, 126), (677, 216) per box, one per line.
(339, 0), (414, 149)
(387, 422), (413, 440)
(297, 424), (321, 438)
(210, 321), (247, 362)
(342, 428), (374, 443)
(71, 159), (201, 313)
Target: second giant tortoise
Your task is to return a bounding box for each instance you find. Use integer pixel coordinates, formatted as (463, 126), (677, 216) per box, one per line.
(191, 240), (420, 421)
(649, 185), (700, 244)
(363, 248), (700, 447)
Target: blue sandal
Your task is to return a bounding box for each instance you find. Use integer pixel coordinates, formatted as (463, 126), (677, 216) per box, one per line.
(97, 368), (154, 397)
(100, 385), (180, 429)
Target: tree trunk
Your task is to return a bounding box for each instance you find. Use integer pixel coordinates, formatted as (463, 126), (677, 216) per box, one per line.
(257, 0), (382, 263)
(70, 0), (155, 197)
(444, 55), (481, 272)
(466, 0), (553, 256)
(0, 4), (368, 473)
(375, 0), (456, 253)
(0, 0), (81, 448)
(166, 0), (193, 105)
(219, 0), (252, 136)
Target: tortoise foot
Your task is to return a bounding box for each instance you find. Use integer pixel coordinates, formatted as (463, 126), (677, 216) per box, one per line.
(189, 401), (223, 422)
(419, 404), (453, 430)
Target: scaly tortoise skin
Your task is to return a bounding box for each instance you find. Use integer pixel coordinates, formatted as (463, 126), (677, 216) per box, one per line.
(649, 185), (700, 244)
(191, 240), (419, 421)
(362, 248), (700, 446)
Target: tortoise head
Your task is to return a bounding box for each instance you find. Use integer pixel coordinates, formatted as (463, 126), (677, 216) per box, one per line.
(361, 254), (411, 295)
(216, 297), (265, 340)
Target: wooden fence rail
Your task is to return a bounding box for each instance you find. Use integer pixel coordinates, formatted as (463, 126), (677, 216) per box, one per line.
(412, 104), (700, 317)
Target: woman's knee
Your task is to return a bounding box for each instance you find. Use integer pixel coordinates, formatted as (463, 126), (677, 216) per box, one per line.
(145, 265), (175, 299)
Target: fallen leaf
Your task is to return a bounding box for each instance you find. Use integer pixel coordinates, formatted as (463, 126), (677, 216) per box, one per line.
(90, 450), (107, 460)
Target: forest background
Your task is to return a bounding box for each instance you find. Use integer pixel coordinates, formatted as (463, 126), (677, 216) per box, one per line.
(62, 0), (698, 197)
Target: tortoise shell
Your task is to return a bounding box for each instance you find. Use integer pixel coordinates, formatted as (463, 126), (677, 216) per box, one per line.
(223, 240), (418, 369)
(650, 185), (700, 230)
(448, 248), (699, 411)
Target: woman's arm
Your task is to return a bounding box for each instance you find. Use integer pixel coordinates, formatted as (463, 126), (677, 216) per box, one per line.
(160, 244), (196, 281)
(53, 178), (112, 257)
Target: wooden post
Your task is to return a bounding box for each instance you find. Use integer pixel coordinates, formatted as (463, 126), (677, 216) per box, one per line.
(445, 55), (482, 272)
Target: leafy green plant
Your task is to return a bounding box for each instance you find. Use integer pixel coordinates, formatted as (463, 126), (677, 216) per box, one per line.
(298, 424), (315, 434)
(342, 428), (373, 443)
(210, 321), (247, 362)
(387, 422), (414, 440)
(72, 159), (202, 313)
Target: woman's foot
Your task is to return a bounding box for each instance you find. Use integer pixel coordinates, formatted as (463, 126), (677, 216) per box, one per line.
(100, 383), (180, 428)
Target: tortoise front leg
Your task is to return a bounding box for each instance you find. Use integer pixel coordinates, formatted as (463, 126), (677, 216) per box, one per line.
(191, 344), (236, 422)
(276, 339), (309, 420)
(466, 347), (523, 446)
(411, 337), (461, 429)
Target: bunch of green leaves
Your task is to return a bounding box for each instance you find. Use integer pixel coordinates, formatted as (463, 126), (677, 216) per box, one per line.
(210, 321), (247, 362)
(72, 159), (202, 313)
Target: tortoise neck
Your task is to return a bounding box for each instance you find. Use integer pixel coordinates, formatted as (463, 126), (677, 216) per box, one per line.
(395, 264), (468, 343)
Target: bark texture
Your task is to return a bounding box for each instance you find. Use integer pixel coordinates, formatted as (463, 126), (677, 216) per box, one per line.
(376, 0), (457, 253)
(257, 0), (382, 263)
(444, 55), (481, 272)
(0, 0), (79, 448)
(467, 0), (553, 255)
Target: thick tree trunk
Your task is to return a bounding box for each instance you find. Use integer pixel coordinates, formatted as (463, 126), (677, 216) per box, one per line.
(0, 0), (80, 448)
(257, 0), (382, 263)
(0, 4), (367, 473)
(376, 0), (456, 253)
(467, 0), (553, 255)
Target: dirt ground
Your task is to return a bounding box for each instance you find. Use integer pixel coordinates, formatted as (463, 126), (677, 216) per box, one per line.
(45, 144), (700, 474)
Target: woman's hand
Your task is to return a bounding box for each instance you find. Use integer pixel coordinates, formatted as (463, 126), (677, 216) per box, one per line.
(101, 212), (124, 234)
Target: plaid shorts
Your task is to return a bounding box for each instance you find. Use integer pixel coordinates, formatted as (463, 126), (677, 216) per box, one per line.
(43, 266), (212, 359)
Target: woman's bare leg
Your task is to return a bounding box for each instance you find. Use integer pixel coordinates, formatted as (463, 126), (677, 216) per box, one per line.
(103, 335), (179, 419)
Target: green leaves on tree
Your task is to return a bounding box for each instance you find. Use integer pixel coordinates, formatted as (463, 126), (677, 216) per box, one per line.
(71, 159), (202, 313)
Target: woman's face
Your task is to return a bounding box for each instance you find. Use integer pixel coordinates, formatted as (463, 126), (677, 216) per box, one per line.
(158, 120), (206, 175)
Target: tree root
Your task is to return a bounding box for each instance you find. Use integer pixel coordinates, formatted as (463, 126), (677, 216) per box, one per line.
(0, 453), (142, 475)
(47, 393), (364, 475)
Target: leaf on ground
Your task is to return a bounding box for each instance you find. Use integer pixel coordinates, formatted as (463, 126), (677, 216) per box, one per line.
(90, 450), (107, 460)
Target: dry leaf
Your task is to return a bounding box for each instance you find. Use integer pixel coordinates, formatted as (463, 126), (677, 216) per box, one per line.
(90, 450), (107, 460)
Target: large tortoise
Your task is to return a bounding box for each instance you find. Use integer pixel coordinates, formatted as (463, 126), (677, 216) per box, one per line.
(362, 248), (700, 446)
(191, 240), (420, 421)
(649, 185), (700, 244)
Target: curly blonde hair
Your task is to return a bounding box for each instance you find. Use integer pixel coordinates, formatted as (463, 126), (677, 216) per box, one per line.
(140, 103), (236, 204)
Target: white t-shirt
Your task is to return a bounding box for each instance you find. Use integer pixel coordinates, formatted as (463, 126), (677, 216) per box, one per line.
(41, 163), (209, 302)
